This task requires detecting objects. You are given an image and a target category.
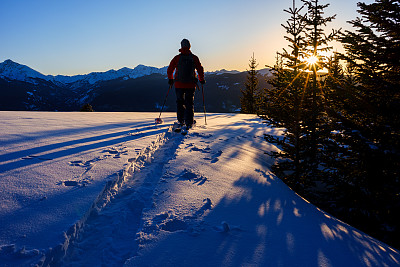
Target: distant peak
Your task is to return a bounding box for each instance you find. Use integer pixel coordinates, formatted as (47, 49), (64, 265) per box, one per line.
(134, 64), (149, 70)
(2, 59), (17, 64)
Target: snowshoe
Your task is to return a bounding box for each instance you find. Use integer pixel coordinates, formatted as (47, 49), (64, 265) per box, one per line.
(172, 122), (183, 133)
(181, 126), (189, 136)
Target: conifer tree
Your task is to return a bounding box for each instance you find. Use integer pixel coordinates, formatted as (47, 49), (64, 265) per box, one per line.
(80, 103), (94, 112)
(341, 0), (400, 151)
(266, 0), (308, 185)
(266, 0), (338, 187)
(339, 0), (400, 247)
(264, 0), (400, 249)
(300, 0), (338, 174)
(241, 53), (259, 114)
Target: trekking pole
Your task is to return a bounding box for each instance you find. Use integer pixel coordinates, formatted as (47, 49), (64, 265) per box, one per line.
(155, 84), (172, 124)
(201, 84), (207, 125)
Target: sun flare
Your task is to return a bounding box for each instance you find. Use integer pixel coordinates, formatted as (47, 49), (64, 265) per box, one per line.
(306, 55), (319, 66)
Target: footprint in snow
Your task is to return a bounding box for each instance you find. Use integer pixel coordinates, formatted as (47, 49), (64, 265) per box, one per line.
(191, 132), (213, 138)
(188, 144), (211, 154)
(58, 176), (93, 187)
(161, 219), (188, 232)
(143, 212), (188, 233)
(213, 221), (244, 233)
(204, 150), (223, 163)
(69, 160), (85, 166)
(103, 147), (128, 158)
(194, 198), (212, 216)
(178, 169), (208, 185)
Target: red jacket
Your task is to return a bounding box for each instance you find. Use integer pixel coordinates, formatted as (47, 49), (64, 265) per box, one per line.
(167, 47), (205, 89)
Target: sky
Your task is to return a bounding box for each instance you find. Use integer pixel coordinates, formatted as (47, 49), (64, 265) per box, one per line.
(0, 0), (374, 76)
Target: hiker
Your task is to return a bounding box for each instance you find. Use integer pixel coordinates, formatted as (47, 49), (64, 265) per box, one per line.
(167, 38), (205, 129)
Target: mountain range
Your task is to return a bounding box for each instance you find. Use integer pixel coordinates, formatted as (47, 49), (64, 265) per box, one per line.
(0, 59), (272, 112)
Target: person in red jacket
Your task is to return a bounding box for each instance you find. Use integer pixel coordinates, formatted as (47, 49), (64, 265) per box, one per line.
(167, 39), (205, 128)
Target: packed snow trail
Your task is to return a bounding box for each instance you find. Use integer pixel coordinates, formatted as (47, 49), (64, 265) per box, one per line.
(125, 115), (400, 267)
(50, 126), (185, 266)
(0, 112), (175, 267)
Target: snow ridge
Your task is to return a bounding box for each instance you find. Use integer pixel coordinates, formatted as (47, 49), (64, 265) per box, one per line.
(0, 59), (168, 85)
(0, 59), (48, 83)
(0, 59), (273, 86)
(37, 125), (181, 266)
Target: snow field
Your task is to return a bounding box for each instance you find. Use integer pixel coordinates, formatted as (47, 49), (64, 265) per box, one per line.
(53, 124), (185, 266)
(0, 111), (175, 266)
(0, 112), (399, 267)
(124, 115), (400, 267)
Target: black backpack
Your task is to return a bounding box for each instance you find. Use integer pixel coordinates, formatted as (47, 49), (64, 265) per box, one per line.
(175, 54), (196, 83)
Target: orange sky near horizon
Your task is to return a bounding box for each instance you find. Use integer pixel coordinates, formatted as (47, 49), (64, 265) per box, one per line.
(0, 0), (375, 76)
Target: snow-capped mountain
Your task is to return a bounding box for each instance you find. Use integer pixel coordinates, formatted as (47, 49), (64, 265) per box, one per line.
(206, 68), (273, 77)
(0, 59), (49, 83)
(0, 59), (272, 112)
(50, 65), (168, 85)
(0, 59), (168, 85)
(206, 69), (241, 75)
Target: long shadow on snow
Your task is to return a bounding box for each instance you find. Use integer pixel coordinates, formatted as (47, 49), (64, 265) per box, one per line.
(57, 126), (186, 266)
(131, 174), (400, 267)
(0, 114), (176, 147)
(0, 122), (172, 261)
(205, 176), (400, 267)
(129, 116), (399, 267)
(0, 121), (157, 162)
(0, 124), (169, 173)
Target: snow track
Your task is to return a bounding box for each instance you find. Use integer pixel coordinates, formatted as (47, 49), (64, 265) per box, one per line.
(3, 113), (398, 267)
(38, 126), (184, 266)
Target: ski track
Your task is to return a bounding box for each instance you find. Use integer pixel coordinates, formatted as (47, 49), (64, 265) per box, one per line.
(37, 126), (184, 266)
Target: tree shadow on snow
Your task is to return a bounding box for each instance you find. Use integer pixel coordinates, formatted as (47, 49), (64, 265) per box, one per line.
(131, 172), (400, 267)
(0, 122), (169, 173)
(128, 116), (399, 267)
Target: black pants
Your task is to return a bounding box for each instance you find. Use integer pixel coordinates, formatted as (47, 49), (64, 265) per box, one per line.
(176, 87), (195, 126)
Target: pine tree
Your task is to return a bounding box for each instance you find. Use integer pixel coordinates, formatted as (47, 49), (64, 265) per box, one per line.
(338, 0), (400, 248)
(300, 0), (338, 174)
(265, 0), (308, 185)
(80, 103), (94, 112)
(265, 0), (338, 188)
(263, 0), (400, 250)
(341, 0), (400, 151)
(240, 53), (260, 114)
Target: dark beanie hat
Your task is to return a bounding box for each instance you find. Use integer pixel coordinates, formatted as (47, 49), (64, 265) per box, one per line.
(181, 39), (191, 48)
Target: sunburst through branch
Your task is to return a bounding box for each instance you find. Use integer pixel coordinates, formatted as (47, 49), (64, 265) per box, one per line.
(306, 55), (318, 66)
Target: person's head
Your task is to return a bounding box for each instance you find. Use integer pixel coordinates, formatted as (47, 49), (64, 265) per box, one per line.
(181, 39), (191, 49)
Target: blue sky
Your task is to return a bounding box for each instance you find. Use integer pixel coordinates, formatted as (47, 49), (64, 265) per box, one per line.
(0, 0), (373, 75)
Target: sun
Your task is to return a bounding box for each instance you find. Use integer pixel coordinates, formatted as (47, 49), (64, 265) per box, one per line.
(306, 55), (319, 66)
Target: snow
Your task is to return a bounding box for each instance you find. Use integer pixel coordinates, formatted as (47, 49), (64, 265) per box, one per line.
(206, 69), (241, 75)
(0, 60), (273, 88)
(217, 83), (230, 90)
(0, 111), (399, 267)
(0, 60), (48, 82)
(50, 65), (168, 85)
(0, 60), (168, 85)
(258, 68), (274, 77)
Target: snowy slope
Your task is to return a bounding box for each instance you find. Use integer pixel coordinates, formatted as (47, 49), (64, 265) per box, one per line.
(0, 111), (176, 266)
(51, 65), (168, 85)
(0, 59), (48, 82)
(0, 112), (399, 267)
